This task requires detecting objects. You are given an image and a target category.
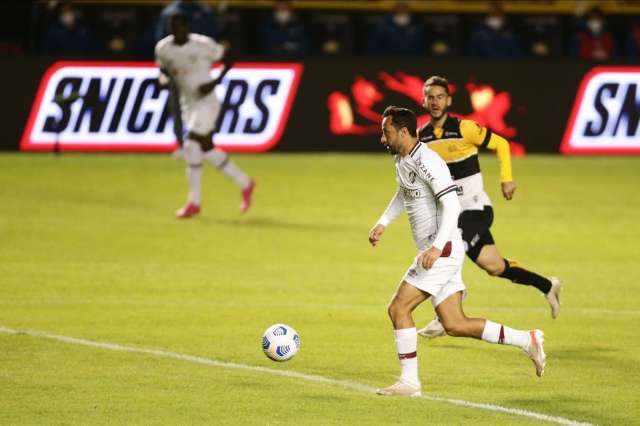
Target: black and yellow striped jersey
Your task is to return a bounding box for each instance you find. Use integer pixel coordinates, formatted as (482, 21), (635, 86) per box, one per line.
(417, 115), (513, 183)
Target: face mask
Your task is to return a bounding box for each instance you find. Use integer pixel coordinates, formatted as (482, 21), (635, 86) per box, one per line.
(60, 11), (76, 27)
(393, 13), (411, 27)
(274, 9), (292, 25)
(587, 18), (603, 35)
(485, 16), (504, 31)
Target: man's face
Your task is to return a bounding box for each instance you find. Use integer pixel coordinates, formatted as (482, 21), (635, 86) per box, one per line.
(381, 116), (402, 155)
(423, 84), (450, 120)
(171, 16), (189, 42)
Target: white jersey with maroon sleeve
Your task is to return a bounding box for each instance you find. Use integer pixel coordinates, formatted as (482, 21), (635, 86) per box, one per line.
(395, 142), (463, 251)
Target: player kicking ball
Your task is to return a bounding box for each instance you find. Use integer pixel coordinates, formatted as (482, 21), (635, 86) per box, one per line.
(370, 106), (545, 397)
(155, 11), (255, 218)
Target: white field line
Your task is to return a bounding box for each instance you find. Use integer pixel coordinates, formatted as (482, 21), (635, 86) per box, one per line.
(0, 326), (593, 426)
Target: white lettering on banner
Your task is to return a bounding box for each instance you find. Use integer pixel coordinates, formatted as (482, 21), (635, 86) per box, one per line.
(21, 61), (303, 152)
(561, 67), (640, 154)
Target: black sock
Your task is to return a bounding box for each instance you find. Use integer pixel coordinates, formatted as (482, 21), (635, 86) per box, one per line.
(498, 259), (552, 294)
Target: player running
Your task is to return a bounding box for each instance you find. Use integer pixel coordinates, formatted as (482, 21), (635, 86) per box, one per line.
(417, 76), (561, 339)
(155, 11), (255, 218)
(370, 106), (545, 396)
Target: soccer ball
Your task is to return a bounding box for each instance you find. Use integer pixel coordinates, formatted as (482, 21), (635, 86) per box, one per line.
(261, 323), (300, 362)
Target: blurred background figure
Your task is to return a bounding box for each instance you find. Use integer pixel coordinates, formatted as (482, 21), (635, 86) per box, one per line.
(258, 0), (309, 55)
(367, 1), (425, 56)
(155, 0), (218, 42)
(626, 20), (640, 60)
(466, 2), (523, 59)
(43, 1), (94, 53)
(570, 7), (615, 61)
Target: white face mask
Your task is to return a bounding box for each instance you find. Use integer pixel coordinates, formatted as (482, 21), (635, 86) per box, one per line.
(274, 9), (292, 25)
(393, 13), (411, 27)
(485, 16), (504, 31)
(587, 18), (603, 35)
(60, 11), (76, 27)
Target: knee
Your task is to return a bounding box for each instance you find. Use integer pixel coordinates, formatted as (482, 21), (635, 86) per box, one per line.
(386, 301), (409, 323)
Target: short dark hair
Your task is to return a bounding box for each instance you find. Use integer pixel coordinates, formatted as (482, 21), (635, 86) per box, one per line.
(170, 10), (188, 25)
(382, 106), (417, 137)
(423, 75), (450, 95)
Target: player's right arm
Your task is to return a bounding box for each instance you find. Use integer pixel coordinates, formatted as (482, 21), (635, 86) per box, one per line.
(369, 188), (404, 247)
(154, 42), (171, 88)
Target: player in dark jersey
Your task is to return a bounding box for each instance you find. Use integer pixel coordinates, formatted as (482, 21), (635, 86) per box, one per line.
(417, 76), (561, 339)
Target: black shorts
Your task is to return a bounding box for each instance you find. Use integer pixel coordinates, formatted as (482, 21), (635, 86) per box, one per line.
(458, 205), (495, 262)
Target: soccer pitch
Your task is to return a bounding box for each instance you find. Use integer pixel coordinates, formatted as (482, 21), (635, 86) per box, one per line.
(1, 153), (639, 425)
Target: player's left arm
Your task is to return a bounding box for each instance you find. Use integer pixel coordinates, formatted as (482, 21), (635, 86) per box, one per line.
(461, 119), (515, 200)
(199, 40), (233, 96)
(415, 153), (461, 269)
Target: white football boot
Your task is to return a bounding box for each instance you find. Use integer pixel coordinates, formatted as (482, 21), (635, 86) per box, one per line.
(545, 277), (562, 319)
(417, 317), (446, 339)
(376, 380), (422, 397)
(524, 329), (546, 377)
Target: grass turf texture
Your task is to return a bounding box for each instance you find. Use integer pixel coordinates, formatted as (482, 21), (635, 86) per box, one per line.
(0, 153), (639, 425)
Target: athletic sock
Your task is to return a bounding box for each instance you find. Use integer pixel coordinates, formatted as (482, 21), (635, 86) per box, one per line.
(481, 320), (529, 349)
(204, 149), (251, 188)
(187, 164), (202, 204)
(394, 327), (419, 385)
(184, 140), (204, 205)
(498, 258), (552, 294)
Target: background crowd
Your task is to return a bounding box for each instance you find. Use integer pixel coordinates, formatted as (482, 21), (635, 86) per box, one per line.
(2, 0), (640, 61)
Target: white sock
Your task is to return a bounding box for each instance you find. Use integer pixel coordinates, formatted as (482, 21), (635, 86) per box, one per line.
(184, 140), (204, 205)
(481, 320), (530, 349)
(186, 165), (202, 204)
(394, 327), (419, 385)
(204, 148), (251, 188)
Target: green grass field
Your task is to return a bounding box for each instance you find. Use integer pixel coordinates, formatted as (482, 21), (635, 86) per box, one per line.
(1, 153), (639, 425)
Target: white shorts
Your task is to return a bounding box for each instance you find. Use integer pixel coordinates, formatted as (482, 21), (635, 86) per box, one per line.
(182, 93), (221, 135)
(402, 248), (467, 308)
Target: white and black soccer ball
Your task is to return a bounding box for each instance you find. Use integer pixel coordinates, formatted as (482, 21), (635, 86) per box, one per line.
(261, 324), (300, 362)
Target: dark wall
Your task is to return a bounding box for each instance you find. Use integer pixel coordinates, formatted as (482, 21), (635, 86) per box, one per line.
(1, 55), (594, 152)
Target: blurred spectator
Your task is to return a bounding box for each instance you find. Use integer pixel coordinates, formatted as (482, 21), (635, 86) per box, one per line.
(258, 0), (309, 55)
(310, 14), (354, 55)
(155, 0), (217, 42)
(43, 2), (94, 52)
(96, 9), (139, 53)
(626, 21), (640, 60)
(367, 1), (425, 56)
(466, 2), (523, 59)
(570, 7), (615, 61)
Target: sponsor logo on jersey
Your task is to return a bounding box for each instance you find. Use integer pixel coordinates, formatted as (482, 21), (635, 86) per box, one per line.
(21, 61), (303, 152)
(401, 186), (423, 199)
(561, 66), (640, 155)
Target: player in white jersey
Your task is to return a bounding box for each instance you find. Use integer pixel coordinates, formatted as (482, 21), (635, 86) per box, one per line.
(369, 106), (546, 397)
(155, 12), (255, 218)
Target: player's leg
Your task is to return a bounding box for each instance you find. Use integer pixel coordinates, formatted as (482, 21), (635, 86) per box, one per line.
(435, 291), (546, 377)
(176, 134), (204, 218)
(418, 209), (486, 339)
(377, 281), (429, 396)
(469, 206), (561, 318)
(189, 99), (255, 212)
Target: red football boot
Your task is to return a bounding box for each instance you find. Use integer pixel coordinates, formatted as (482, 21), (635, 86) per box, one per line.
(175, 202), (201, 218)
(240, 180), (255, 213)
